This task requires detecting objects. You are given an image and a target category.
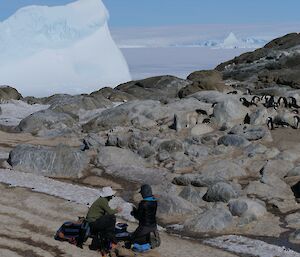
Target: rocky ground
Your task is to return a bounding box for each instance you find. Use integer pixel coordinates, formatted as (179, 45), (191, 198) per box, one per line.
(0, 33), (300, 256)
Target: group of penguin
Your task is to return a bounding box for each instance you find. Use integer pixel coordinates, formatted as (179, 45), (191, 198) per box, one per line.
(228, 89), (300, 130)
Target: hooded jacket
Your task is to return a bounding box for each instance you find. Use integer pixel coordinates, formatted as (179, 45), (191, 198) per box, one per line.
(131, 196), (157, 228)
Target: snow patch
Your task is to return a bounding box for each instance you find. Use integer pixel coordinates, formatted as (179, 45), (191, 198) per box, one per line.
(205, 235), (300, 257)
(0, 169), (134, 221)
(0, 100), (49, 126)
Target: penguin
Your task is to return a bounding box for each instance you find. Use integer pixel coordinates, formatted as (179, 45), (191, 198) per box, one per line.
(294, 116), (300, 129)
(263, 95), (275, 108)
(244, 113), (251, 124)
(227, 91), (238, 95)
(196, 109), (208, 115)
(251, 96), (261, 104)
(240, 97), (257, 107)
(266, 117), (274, 130)
(202, 118), (211, 124)
(277, 97), (288, 108)
(292, 109), (299, 114)
(212, 102), (218, 107)
(288, 96), (300, 109)
(245, 88), (252, 95)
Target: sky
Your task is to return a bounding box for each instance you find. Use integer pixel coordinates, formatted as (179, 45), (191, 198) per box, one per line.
(1, 0), (300, 27)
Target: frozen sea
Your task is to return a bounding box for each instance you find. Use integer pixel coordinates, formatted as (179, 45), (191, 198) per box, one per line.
(120, 47), (252, 80)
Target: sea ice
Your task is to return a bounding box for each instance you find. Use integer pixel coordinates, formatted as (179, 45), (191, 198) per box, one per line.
(0, 0), (131, 97)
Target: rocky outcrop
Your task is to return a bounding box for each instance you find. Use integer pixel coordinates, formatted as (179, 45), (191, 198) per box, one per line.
(116, 75), (190, 101)
(179, 70), (230, 97)
(8, 144), (89, 178)
(216, 33), (300, 90)
(0, 86), (23, 101)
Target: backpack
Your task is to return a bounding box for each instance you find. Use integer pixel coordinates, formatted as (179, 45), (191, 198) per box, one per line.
(54, 220), (90, 247)
(149, 230), (161, 249)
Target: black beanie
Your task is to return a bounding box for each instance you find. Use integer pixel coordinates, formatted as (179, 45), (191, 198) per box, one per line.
(139, 184), (153, 198)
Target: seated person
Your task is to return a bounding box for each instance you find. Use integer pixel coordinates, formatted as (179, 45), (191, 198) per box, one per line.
(86, 187), (121, 249)
(130, 184), (158, 245)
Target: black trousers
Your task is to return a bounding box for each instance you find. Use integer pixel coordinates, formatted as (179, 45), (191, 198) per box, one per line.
(130, 225), (157, 244)
(89, 214), (116, 235)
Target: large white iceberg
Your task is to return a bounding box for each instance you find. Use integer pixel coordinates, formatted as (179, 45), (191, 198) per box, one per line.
(0, 0), (131, 96)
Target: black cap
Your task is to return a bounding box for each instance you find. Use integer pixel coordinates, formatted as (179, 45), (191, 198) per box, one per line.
(139, 184), (153, 198)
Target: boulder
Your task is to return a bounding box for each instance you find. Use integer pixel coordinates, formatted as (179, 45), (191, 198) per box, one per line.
(90, 87), (136, 102)
(199, 160), (247, 181)
(218, 135), (250, 147)
(159, 139), (183, 153)
(0, 86), (22, 101)
(190, 124), (214, 136)
(95, 146), (167, 184)
(229, 125), (270, 141)
(16, 109), (77, 136)
(178, 70), (230, 98)
(8, 144), (89, 178)
(184, 144), (210, 158)
(82, 133), (107, 150)
(285, 213), (300, 229)
(179, 185), (206, 206)
(213, 99), (249, 126)
(116, 75), (190, 101)
(261, 160), (294, 178)
(82, 100), (164, 132)
(184, 207), (233, 233)
(287, 166), (300, 177)
(228, 198), (267, 219)
(204, 182), (239, 203)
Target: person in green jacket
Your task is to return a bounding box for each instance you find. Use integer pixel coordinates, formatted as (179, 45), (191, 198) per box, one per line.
(86, 187), (122, 249)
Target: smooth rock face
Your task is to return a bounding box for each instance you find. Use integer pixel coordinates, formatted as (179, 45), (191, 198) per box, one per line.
(8, 144), (89, 177)
(17, 109), (77, 135)
(204, 182), (238, 203)
(116, 75), (190, 101)
(228, 198), (267, 219)
(0, 86), (23, 101)
(218, 135), (250, 147)
(184, 207), (233, 233)
(229, 125), (269, 141)
(199, 160), (247, 180)
(179, 185), (206, 205)
(213, 99), (249, 126)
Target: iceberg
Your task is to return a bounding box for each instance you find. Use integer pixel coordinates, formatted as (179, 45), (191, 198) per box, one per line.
(0, 0), (131, 96)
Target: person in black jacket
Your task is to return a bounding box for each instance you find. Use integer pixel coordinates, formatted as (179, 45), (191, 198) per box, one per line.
(130, 184), (158, 244)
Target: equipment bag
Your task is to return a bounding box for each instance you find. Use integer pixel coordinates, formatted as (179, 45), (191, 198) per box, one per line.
(54, 220), (90, 246)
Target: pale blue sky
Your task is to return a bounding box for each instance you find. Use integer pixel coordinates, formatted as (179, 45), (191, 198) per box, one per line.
(1, 0), (300, 27)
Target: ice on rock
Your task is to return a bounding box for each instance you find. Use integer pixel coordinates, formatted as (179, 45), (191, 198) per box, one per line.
(0, 0), (131, 96)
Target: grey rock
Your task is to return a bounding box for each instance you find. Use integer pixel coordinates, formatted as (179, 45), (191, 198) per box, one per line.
(137, 144), (156, 158)
(157, 193), (197, 218)
(243, 143), (268, 156)
(8, 144), (89, 178)
(179, 185), (206, 205)
(116, 75), (190, 101)
(158, 151), (170, 162)
(286, 213), (300, 229)
(82, 133), (107, 150)
(17, 109), (77, 135)
(228, 198), (267, 219)
(213, 98), (249, 126)
(218, 135), (250, 147)
(178, 70), (230, 98)
(184, 207), (233, 233)
(200, 160), (247, 181)
(261, 160), (294, 178)
(0, 86), (22, 101)
(90, 87), (136, 102)
(159, 139), (183, 153)
(289, 230), (300, 243)
(287, 166), (300, 177)
(204, 182), (239, 203)
(184, 144), (210, 158)
(95, 146), (167, 184)
(229, 125), (269, 141)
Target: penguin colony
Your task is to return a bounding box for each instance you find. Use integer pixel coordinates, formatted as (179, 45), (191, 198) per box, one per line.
(233, 89), (300, 130)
